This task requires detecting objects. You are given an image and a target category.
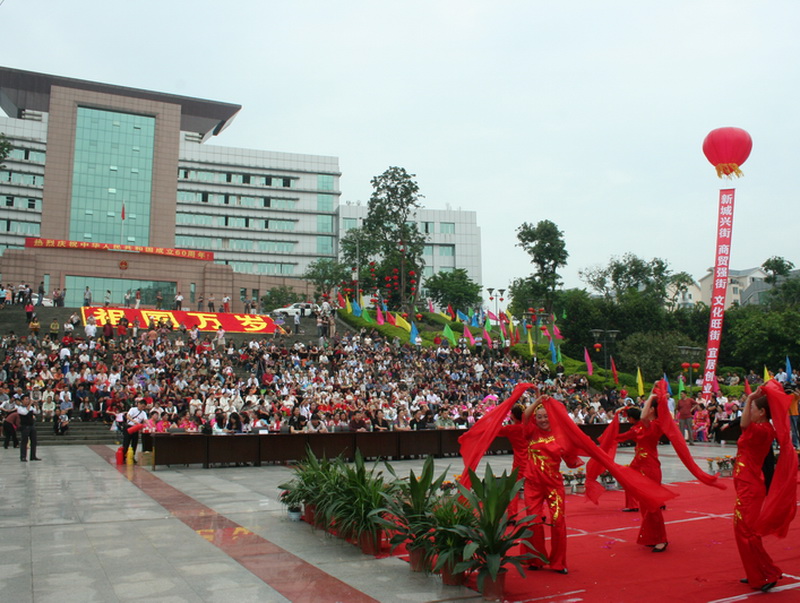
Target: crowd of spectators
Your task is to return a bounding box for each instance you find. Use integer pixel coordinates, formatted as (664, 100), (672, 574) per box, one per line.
(1, 311), (796, 449)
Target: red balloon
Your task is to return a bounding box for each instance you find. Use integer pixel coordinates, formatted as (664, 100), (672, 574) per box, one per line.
(702, 127), (752, 178)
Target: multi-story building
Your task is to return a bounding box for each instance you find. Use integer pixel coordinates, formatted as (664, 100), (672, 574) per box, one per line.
(0, 67), (339, 309)
(338, 202), (482, 297)
(698, 266), (768, 309)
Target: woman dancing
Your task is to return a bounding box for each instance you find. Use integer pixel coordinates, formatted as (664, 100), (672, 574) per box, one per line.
(734, 382), (797, 592)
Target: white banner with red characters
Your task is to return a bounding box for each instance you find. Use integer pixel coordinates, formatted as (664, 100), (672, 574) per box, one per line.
(700, 188), (735, 398)
(81, 307), (282, 335)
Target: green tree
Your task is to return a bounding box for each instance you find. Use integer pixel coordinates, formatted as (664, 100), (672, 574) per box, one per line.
(765, 277), (800, 310)
(580, 253), (672, 302)
(261, 285), (302, 312)
(361, 167), (427, 310)
(515, 220), (568, 309)
(666, 271), (697, 310)
(616, 330), (699, 381)
(762, 256), (795, 285)
(302, 258), (350, 299)
(724, 305), (800, 370)
(0, 133), (11, 168)
(424, 269), (482, 312)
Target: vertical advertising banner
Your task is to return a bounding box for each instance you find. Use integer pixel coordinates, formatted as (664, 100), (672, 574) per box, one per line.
(700, 188), (735, 398)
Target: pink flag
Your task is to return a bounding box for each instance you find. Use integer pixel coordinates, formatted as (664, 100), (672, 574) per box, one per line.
(553, 324), (563, 340)
(584, 347), (593, 376)
(483, 329), (493, 349)
(463, 325), (475, 345)
(427, 298), (434, 313)
(540, 325), (552, 339)
(376, 306), (385, 325)
(487, 310), (498, 321)
(500, 320), (508, 339)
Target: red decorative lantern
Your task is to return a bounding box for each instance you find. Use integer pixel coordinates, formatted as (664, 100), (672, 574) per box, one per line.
(593, 343), (602, 352)
(392, 268), (399, 273)
(692, 362), (701, 370)
(369, 261), (375, 266)
(410, 279), (416, 285)
(415, 313), (422, 320)
(681, 362), (690, 371)
(499, 298), (504, 302)
(702, 127), (752, 178)
(402, 312), (408, 319)
(525, 323), (533, 330)
(489, 296), (494, 301)
(527, 307), (534, 314)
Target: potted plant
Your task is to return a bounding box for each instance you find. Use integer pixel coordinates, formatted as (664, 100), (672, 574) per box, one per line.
(278, 447), (344, 529)
(279, 488), (304, 521)
(599, 470), (617, 490)
(430, 493), (476, 586)
(374, 455), (445, 572)
(328, 450), (391, 555)
(451, 466), (543, 600)
(716, 455), (734, 477)
(572, 468), (587, 494)
(561, 471), (574, 491)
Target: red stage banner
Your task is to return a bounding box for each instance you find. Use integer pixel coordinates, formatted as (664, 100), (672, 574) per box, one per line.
(700, 188), (735, 399)
(25, 237), (214, 261)
(80, 307), (280, 335)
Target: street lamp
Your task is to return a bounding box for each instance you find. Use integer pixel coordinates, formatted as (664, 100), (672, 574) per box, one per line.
(589, 328), (620, 372)
(486, 287), (506, 318)
(677, 346), (704, 396)
(524, 305), (549, 360)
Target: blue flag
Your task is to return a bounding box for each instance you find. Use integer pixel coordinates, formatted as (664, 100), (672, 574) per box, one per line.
(457, 309), (470, 323)
(410, 321), (420, 343)
(382, 301), (388, 312)
(787, 356), (793, 381)
(549, 338), (557, 363)
(663, 373), (673, 395)
(471, 313), (479, 327)
(351, 299), (362, 317)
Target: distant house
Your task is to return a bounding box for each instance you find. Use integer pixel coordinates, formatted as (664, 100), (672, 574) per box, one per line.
(698, 267), (768, 309)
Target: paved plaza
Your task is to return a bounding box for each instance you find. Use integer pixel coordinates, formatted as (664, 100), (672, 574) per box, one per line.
(0, 440), (764, 602)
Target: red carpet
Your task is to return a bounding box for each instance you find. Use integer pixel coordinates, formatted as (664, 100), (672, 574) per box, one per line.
(458, 478), (800, 602)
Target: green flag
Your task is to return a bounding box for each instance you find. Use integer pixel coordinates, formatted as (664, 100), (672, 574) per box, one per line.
(677, 377), (685, 395)
(442, 323), (457, 346)
(483, 317), (492, 332)
(362, 308), (373, 324)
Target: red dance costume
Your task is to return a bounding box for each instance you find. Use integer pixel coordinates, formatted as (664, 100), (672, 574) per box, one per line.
(734, 421), (781, 589)
(524, 424), (582, 571)
(498, 422), (528, 519)
(618, 420), (667, 546)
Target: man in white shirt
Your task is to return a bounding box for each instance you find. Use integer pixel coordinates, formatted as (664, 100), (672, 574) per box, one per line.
(122, 399), (148, 461)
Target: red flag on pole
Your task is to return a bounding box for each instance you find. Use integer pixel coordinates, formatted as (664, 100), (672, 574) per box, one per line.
(121, 202), (126, 221)
(743, 378), (752, 395)
(446, 304), (456, 320)
(611, 356), (619, 385)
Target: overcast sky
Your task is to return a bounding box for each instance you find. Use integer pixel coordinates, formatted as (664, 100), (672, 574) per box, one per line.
(3, 1), (798, 295)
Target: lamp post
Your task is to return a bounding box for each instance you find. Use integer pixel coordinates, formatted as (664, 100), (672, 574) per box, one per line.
(677, 346), (704, 396)
(486, 287), (506, 319)
(524, 305), (549, 359)
(589, 328), (620, 372)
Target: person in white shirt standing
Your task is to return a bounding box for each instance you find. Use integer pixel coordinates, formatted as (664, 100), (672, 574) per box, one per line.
(123, 399), (148, 461)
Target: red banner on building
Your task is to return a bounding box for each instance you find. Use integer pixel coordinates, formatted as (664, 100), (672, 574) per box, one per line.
(700, 188), (735, 398)
(25, 237), (214, 261)
(81, 307), (281, 335)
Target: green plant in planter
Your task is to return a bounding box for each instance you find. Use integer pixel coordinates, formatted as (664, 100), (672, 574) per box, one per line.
(328, 450), (392, 544)
(430, 493), (477, 575)
(278, 447), (345, 527)
(278, 487), (304, 512)
(451, 465), (543, 592)
(374, 455), (446, 566)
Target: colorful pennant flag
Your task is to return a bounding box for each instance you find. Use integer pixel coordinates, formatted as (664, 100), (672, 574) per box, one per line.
(636, 367), (645, 397)
(487, 310), (498, 322)
(442, 323), (457, 346)
(345, 296), (352, 314)
(610, 356), (619, 385)
(351, 299), (362, 317)
(428, 298), (435, 313)
(376, 306), (385, 325)
(527, 328), (534, 356)
(549, 338), (557, 363)
(337, 291), (346, 308)
(744, 378), (752, 395)
(764, 365), (771, 382)
(483, 329), (493, 349)
(584, 347), (593, 376)
(395, 313), (411, 332)
(677, 376), (685, 395)
(787, 356), (793, 381)
(361, 308), (373, 323)
(663, 373), (672, 396)
(456, 309), (469, 323)
(446, 304), (456, 320)
(553, 324), (563, 340)
(410, 321), (420, 343)
(463, 324), (475, 345)
(386, 311), (396, 326)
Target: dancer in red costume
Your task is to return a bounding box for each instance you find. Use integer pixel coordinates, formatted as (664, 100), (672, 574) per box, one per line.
(734, 382), (798, 592)
(521, 401), (583, 573)
(616, 395), (668, 552)
(497, 404), (528, 520)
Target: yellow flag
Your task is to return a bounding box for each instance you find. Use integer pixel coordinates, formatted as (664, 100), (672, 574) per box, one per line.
(636, 367), (645, 396)
(527, 327), (534, 356)
(346, 297), (352, 314)
(764, 365), (771, 382)
(394, 313), (411, 332)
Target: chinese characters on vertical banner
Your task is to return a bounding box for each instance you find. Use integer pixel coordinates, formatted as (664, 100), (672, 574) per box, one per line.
(700, 189), (735, 398)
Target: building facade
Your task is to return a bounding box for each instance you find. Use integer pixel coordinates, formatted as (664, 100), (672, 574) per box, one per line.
(0, 67), (338, 309)
(338, 202), (482, 298)
(698, 266), (768, 309)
